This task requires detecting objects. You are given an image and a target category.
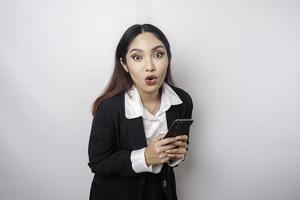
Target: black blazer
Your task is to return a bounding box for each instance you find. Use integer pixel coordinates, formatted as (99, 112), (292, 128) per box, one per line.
(88, 84), (193, 200)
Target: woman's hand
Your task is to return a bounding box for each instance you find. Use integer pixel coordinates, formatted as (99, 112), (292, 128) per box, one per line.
(165, 135), (188, 161)
(144, 134), (178, 166)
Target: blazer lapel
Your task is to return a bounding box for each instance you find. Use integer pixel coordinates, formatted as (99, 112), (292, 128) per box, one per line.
(126, 117), (148, 150)
(166, 105), (180, 129)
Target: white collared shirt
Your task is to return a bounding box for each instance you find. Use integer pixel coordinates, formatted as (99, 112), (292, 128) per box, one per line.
(125, 82), (184, 174)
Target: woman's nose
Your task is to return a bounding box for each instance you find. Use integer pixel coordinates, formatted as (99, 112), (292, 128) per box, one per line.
(145, 57), (155, 72)
(146, 65), (155, 72)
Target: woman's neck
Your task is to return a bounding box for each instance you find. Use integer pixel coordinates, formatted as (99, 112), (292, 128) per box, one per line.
(138, 88), (162, 115)
(139, 89), (160, 104)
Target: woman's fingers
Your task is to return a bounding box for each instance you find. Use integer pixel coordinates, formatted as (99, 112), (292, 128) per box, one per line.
(163, 135), (188, 147)
(153, 134), (166, 142)
(169, 140), (188, 148)
(156, 135), (188, 146)
(157, 152), (171, 163)
(165, 148), (186, 154)
(159, 137), (177, 146)
(175, 135), (188, 142)
(158, 139), (188, 153)
(160, 144), (177, 152)
(159, 156), (170, 164)
(167, 153), (185, 159)
(148, 134), (189, 165)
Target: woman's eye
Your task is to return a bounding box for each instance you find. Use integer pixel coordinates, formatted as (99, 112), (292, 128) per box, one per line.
(132, 55), (142, 61)
(154, 52), (165, 58)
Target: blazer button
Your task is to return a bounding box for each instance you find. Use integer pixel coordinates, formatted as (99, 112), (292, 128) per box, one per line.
(163, 180), (167, 187)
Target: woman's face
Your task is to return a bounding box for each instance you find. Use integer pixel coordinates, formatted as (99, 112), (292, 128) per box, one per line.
(120, 32), (169, 96)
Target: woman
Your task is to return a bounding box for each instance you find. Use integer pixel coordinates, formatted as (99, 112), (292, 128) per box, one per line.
(88, 24), (193, 200)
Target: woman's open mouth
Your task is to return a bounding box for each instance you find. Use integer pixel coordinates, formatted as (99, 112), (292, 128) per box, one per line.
(145, 75), (157, 85)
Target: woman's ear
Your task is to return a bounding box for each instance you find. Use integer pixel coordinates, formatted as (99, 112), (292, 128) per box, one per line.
(120, 58), (129, 73)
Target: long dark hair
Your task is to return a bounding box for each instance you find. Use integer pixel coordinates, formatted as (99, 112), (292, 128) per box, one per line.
(91, 24), (175, 116)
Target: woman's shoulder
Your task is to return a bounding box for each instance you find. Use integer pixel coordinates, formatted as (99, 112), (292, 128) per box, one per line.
(168, 84), (193, 118)
(95, 93), (124, 116)
(168, 84), (193, 104)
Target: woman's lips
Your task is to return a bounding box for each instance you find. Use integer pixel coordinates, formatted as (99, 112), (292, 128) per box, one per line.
(145, 75), (157, 85)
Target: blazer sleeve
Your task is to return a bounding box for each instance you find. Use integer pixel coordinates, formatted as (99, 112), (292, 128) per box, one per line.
(185, 91), (194, 151)
(186, 91), (194, 119)
(88, 104), (137, 177)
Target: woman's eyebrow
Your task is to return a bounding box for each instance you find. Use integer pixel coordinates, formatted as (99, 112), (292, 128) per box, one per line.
(129, 45), (165, 53)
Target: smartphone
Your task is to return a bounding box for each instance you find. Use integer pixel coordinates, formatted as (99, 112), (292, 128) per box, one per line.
(163, 119), (194, 138)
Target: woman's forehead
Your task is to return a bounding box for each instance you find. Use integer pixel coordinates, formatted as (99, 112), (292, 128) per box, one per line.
(128, 32), (165, 52)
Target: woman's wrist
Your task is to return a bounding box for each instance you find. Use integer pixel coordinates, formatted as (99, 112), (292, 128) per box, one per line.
(144, 147), (151, 166)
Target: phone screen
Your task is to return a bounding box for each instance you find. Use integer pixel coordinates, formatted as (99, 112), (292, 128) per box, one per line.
(164, 119), (193, 138)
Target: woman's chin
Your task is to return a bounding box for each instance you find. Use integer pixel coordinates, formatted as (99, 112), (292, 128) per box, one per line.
(143, 84), (163, 94)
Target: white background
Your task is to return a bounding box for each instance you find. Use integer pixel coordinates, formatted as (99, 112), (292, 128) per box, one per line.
(1, 0), (299, 200)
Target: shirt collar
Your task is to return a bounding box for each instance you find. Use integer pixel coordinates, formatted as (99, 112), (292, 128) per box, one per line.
(125, 82), (182, 119)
